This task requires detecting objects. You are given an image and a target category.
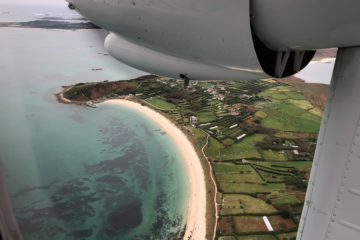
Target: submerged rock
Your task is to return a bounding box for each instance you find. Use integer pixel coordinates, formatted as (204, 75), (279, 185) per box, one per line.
(105, 203), (142, 237)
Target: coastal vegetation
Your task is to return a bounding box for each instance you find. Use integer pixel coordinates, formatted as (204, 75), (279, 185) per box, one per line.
(58, 75), (328, 240)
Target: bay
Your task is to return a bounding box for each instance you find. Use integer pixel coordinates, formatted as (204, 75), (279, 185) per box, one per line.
(0, 26), (189, 239)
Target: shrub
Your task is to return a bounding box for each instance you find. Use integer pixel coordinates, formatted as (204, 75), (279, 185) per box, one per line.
(280, 210), (291, 219)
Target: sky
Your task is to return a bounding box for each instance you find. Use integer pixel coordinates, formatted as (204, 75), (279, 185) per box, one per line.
(0, 0), (66, 6)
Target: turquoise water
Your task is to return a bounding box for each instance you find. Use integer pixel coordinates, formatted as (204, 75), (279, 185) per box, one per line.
(0, 27), (189, 239)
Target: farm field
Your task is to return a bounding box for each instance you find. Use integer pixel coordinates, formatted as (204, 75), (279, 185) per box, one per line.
(146, 96), (175, 109)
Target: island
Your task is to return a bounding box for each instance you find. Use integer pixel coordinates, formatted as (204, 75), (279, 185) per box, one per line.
(57, 74), (328, 240)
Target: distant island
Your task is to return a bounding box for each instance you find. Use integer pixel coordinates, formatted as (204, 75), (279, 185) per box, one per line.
(0, 20), (100, 29)
(57, 74), (328, 240)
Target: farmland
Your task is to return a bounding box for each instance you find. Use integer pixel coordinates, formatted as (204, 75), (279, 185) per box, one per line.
(62, 75), (327, 240)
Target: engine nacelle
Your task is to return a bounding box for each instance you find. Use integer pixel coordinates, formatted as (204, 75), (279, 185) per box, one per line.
(68, 0), (315, 80)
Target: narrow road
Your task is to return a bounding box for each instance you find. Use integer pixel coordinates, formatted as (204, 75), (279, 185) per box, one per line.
(200, 131), (218, 240)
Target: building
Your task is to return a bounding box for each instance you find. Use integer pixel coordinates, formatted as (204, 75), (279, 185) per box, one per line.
(190, 116), (197, 126)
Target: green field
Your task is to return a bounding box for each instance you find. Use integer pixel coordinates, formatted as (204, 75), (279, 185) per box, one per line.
(272, 93), (289, 100)
(213, 164), (253, 173)
(253, 161), (313, 168)
(190, 128), (208, 149)
(261, 150), (288, 161)
(255, 110), (267, 118)
(218, 182), (285, 193)
(257, 86), (322, 133)
(309, 107), (323, 117)
(222, 194), (277, 215)
(289, 99), (313, 110)
(146, 97), (175, 109)
(215, 164), (265, 184)
(271, 195), (300, 205)
(261, 103), (321, 132)
(216, 172), (265, 183)
(285, 91), (306, 100)
(197, 111), (217, 122)
(207, 134), (265, 161)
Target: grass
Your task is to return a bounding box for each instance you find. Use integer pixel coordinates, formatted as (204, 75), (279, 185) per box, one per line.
(273, 86), (292, 91)
(197, 111), (216, 122)
(274, 103), (305, 116)
(216, 172), (265, 183)
(215, 152), (262, 161)
(238, 235), (277, 240)
(258, 170), (288, 183)
(223, 138), (235, 146)
(190, 127), (207, 149)
(258, 89), (273, 98)
(258, 86), (293, 100)
(218, 182), (285, 193)
(258, 87), (322, 133)
(271, 195), (300, 205)
(222, 194), (277, 214)
(214, 163), (253, 173)
(207, 135), (265, 160)
(220, 205), (245, 215)
(206, 137), (225, 157)
(272, 93), (289, 100)
(233, 216), (267, 233)
(285, 91), (306, 100)
(301, 112), (322, 122)
(146, 97), (175, 109)
(261, 150), (288, 161)
(215, 164), (265, 184)
(255, 110), (267, 118)
(261, 103), (321, 132)
(297, 117), (321, 133)
(230, 134), (264, 151)
(289, 99), (313, 110)
(309, 107), (323, 117)
(253, 161), (313, 168)
(221, 194), (246, 215)
(262, 115), (300, 132)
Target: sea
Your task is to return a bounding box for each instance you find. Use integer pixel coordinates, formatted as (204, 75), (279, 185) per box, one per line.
(0, 4), (189, 240)
(296, 60), (335, 85)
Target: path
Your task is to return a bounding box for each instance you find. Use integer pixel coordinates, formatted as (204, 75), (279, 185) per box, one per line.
(200, 130), (218, 240)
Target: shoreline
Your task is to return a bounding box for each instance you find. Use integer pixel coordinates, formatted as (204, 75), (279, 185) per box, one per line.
(104, 99), (207, 240)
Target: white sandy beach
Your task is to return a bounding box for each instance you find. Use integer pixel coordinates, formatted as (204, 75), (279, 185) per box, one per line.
(105, 99), (207, 240)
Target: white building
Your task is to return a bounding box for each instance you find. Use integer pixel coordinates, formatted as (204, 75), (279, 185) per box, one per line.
(190, 116), (197, 126)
